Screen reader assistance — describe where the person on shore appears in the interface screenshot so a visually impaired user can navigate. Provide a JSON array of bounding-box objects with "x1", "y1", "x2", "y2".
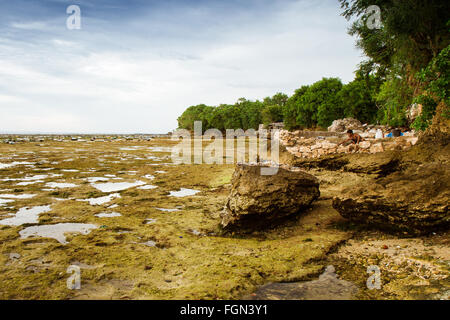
[{"x1": 338, "y1": 129, "x2": 363, "y2": 146}]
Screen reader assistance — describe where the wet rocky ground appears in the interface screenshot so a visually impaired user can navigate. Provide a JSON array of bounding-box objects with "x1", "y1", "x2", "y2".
[{"x1": 0, "y1": 138, "x2": 448, "y2": 299}]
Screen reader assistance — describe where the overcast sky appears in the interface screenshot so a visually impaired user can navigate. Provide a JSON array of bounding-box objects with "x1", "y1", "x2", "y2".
[{"x1": 0, "y1": 0, "x2": 363, "y2": 134}]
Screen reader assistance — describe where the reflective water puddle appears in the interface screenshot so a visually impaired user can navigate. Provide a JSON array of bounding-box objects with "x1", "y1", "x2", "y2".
[
  {"x1": 0, "y1": 199, "x2": 14, "y2": 206},
  {"x1": 45, "y1": 182, "x2": 78, "y2": 189},
  {"x1": 20, "y1": 174, "x2": 49, "y2": 181},
  {"x1": 0, "y1": 162, "x2": 34, "y2": 169},
  {"x1": 169, "y1": 188, "x2": 200, "y2": 197},
  {"x1": 86, "y1": 177, "x2": 110, "y2": 183},
  {"x1": 138, "y1": 185, "x2": 158, "y2": 190},
  {"x1": 247, "y1": 265, "x2": 358, "y2": 300},
  {"x1": 120, "y1": 146, "x2": 144, "y2": 151},
  {"x1": 155, "y1": 207, "x2": 180, "y2": 212},
  {"x1": 0, "y1": 205, "x2": 51, "y2": 226},
  {"x1": 19, "y1": 223, "x2": 98, "y2": 244},
  {"x1": 0, "y1": 194, "x2": 36, "y2": 199},
  {"x1": 17, "y1": 180, "x2": 44, "y2": 186},
  {"x1": 78, "y1": 193, "x2": 121, "y2": 206},
  {"x1": 95, "y1": 212, "x2": 121, "y2": 218},
  {"x1": 91, "y1": 181, "x2": 146, "y2": 193},
  {"x1": 148, "y1": 147, "x2": 172, "y2": 152},
  {"x1": 142, "y1": 240, "x2": 157, "y2": 247}
]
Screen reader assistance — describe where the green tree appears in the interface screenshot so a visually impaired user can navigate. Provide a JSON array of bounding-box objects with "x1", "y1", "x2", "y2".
[
  {"x1": 297, "y1": 78, "x2": 343, "y2": 128},
  {"x1": 261, "y1": 105, "x2": 284, "y2": 126},
  {"x1": 236, "y1": 98, "x2": 264, "y2": 130},
  {"x1": 283, "y1": 85, "x2": 309, "y2": 130},
  {"x1": 177, "y1": 104, "x2": 214, "y2": 131},
  {"x1": 339, "y1": 75, "x2": 379, "y2": 124},
  {"x1": 340, "y1": 0, "x2": 450, "y2": 127},
  {"x1": 340, "y1": 0, "x2": 450, "y2": 74},
  {"x1": 412, "y1": 44, "x2": 450, "y2": 130},
  {"x1": 261, "y1": 92, "x2": 288, "y2": 126},
  {"x1": 263, "y1": 93, "x2": 288, "y2": 108},
  {"x1": 375, "y1": 77, "x2": 411, "y2": 127}
]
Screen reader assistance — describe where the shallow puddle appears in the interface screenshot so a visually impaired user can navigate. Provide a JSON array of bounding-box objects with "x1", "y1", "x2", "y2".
[
  {"x1": 95, "y1": 212, "x2": 121, "y2": 218},
  {"x1": 247, "y1": 266, "x2": 358, "y2": 300},
  {"x1": 0, "y1": 194, "x2": 36, "y2": 199},
  {"x1": 138, "y1": 185, "x2": 157, "y2": 190},
  {"x1": 148, "y1": 147, "x2": 172, "y2": 152},
  {"x1": 0, "y1": 162, "x2": 34, "y2": 169},
  {"x1": 169, "y1": 188, "x2": 200, "y2": 197},
  {"x1": 142, "y1": 240, "x2": 157, "y2": 247},
  {"x1": 78, "y1": 193, "x2": 121, "y2": 206},
  {"x1": 91, "y1": 181, "x2": 146, "y2": 193},
  {"x1": 45, "y1": 182, "x2": 78, "y2": 189},
  {"x1": 0, "y1": 205, "x2": 52, "y2": 226},
  {"x1": 155, "y1": 207, "x2": 180, "y2": 212},
  {"x1": 0, "y1": 199, "x2": 14, "y2": 206},
  {"x1": 86, "y1": 177, "x2": 110, "y2": 183},
  {"x1": 20, "y1": 174, "x2": 49, "y2": 181},
  {"x1": 16, "y1": 180, "x2": 44, "y2": 186}
]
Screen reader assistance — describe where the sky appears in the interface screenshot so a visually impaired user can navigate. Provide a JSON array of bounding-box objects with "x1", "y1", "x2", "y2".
[{"x1": 0, "y1": 0, "x2": 364, "y2": 134}]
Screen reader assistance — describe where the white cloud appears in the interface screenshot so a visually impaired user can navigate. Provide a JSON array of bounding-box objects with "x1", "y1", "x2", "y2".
[
  {"x1": 0, "y1": 0, "x2": 362, "y2": 134},
  {"x1": 10, "y1": 21, "x2": 49, "y2": 30}
]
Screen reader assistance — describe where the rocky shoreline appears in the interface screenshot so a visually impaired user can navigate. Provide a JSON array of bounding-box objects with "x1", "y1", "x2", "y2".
[
  {"x1": 219, "y1": 119, "x2": 449, "y2": 299},
  {"x1": 0, "y1": 128, "x2": 447, "y2": 300}
]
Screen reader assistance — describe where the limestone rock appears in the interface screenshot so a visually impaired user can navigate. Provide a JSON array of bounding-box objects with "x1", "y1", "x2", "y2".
[
  {"x1": 359, "y1": 141, "x2": 371, "y2": 149},
  {"x1": 328, "y1": 118, "x2": 363, "y2": 133},
  {"x1": 370, "y1": 143, "x2": 384, "y2": 153},
  {"x1": 220, "y1": 164, "x2": 320, "y2": 231}
]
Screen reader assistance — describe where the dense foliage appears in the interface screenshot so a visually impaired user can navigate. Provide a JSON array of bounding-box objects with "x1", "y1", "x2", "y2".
[
  {"x1": 340, "y1": 0, "x2": 450, "y2": 129},
  {"x1": 411, "y1": 44, "x2": 450, "y2": 131},
  {"x1": 178, "y1": 76, "x2": 380, "y2": 132}
]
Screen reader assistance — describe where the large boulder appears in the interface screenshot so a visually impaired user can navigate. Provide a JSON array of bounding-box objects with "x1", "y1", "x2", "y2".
[
  {"x1": 332, "y1": 135, "x2": 450, "y2": 235},
  {"x1": 328, "y1": 118, "x2": 363, "y2": 133},
  {"x1": 220, "y1": 164, "x2": 320, "y2": 231}
]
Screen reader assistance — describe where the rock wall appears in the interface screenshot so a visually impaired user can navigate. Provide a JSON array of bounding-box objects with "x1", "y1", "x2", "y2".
[{"x1": 279, "y1": 129, "x2": 418, "y2": 159}]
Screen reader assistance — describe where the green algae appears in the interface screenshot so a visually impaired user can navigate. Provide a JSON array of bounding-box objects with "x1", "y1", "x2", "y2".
[{"x1": 0, "y1": 139, "x2": 350, "y2": 299}]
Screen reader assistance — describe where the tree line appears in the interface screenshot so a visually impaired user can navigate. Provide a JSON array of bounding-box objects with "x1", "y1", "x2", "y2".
[{"x1": 178, "y1": 1, "x2": 449, "y2": 132}]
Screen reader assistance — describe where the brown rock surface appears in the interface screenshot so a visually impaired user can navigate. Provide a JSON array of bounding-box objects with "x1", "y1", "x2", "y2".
[
  {"x1": 220, "y1": 164, "x2": 320, "y2": 231},
  {"x1": 332, "y1": 134, "x2": 450, "y2": 235}
]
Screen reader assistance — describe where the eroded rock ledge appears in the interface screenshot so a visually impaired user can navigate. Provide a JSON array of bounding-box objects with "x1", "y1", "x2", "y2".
[{"x1": 281, "y1": 132, "x2": 450, "y2": 236}]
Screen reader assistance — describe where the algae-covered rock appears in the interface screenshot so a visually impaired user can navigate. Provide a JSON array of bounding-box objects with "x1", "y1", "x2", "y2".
[{"x1": 220, "y1": 164, "x2": 320, "y2": 231}]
